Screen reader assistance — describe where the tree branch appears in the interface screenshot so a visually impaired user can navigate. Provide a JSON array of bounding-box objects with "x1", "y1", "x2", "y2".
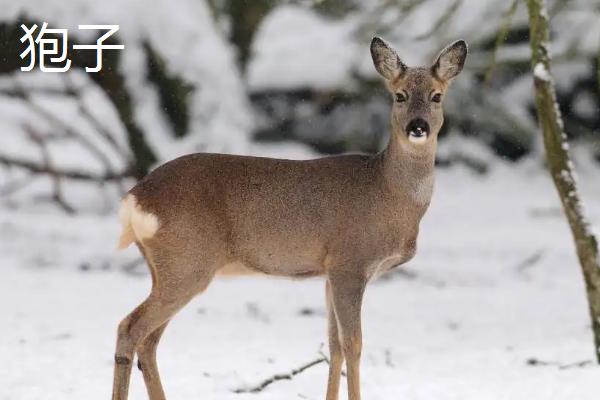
[
  {"x1": 25, "y1": 125, "x2": 75, "y2": 214},
  {"x1": 0, "y1": 153, "x2": 134, "y2": 181},
  {"x1": 1, "y1": 80, "x2": 134, "y2": 199},
  {"x1": 597, "y1": 36, "x2": 600, "y2": 94},
  {"x1": 413, "y1": 0, "x2": 462, "y2": 40},
  {"x1": 484, "y1": 0, "x2": 519, "y2": 86},
  {"x1": 10, "y1": 83, "x2": 117, "y2": 172},
  {"x1": 0, "y1": 173, "x2": 34, "y2": 196},
  {"x1": 63, "y1": 75, "x2": 131, "y2": 161}
]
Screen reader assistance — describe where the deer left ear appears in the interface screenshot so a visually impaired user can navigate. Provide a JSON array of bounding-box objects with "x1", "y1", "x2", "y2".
[
  {"x1": 432, "y1": 40, "x2": 468, "y2": 81},
  {"x1": 371, "y1": 37, "x2": 407, "y2": 81}
]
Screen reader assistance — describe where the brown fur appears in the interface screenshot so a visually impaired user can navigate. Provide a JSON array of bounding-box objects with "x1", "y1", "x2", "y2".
[{"x1": 111, "y1": 37, "x2": 467, "y2": 400}]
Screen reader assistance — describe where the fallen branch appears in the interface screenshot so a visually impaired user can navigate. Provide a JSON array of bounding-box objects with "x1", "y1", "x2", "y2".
[
  {"x1": 232, "y1": 356, "x2": 327, "y2": 394},
  {"x1": 526, "y1": 357, "x2": 593, "y2": 369}
]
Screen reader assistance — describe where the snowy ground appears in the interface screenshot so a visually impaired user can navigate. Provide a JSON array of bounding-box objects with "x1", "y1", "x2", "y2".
[{"x1": 1, "y1": 158, "x2": 600, "y2": 400}]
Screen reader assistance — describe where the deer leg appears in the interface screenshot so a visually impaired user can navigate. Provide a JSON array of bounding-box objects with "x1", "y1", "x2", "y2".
[
  {"x1": 328, "y1": 273, "x2": 366, "y2": 400},
  {"x1": 112, "y1": 293, "x2": 185, "y2": 400},
  {"x1": 137, "y1": 321, "x2": 170, "y2": 400},
  {"x1": 325, "y1": 280, "x2": 344, "y2": 400},
  {"x1": 112, "y1": 261, "x2": 216, "y2": 400}
]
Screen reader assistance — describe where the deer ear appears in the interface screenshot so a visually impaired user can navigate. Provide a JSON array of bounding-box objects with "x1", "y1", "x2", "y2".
[
  {"x1": 432, "y1": 40, "x2": 468, "y2": 81},
  {"x1": 370, "y1": 37, "x2": 406, "y2": 81}
]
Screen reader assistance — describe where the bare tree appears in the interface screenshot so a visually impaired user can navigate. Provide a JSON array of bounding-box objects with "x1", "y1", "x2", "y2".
[{"x1": 527, "y1": 0, "x2": 600, "y2": 363}]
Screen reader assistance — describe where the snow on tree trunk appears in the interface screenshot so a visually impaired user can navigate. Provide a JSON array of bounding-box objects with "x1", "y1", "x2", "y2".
[{"x1": 527, "y1": 0, "x2": 600, "y2": 363}]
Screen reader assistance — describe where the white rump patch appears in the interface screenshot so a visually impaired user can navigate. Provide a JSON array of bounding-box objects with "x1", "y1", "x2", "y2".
[{"x1": 120, "y1": 195, "x2": 160, "y2": 242}]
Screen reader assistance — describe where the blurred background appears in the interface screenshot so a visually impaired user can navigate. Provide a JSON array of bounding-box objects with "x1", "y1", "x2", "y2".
[{"x1": 1, "y1": 0, "x2": 600, "y2": 399}]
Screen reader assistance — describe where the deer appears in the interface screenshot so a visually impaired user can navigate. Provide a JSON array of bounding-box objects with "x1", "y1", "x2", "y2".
[{"x1": 112, "y1": 37, "x2": 467, "y2": 400}]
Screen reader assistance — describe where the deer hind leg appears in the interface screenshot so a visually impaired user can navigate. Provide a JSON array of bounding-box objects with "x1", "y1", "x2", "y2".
[
  {"x1": 325, "y1": 280, "x2": 344, "y2": 400},
  {"x1": 137, "y1": 321, "x2": 169, "y2": 400},
  {"x1": 327, "y1": 271, "x2": 366, "y2": 400},
  {"x1": 112, "y1": 293, "x2": 176, "y2": 400},
  {"x1": 111, "y1": 248, "x2": 218, "y2": 400}
]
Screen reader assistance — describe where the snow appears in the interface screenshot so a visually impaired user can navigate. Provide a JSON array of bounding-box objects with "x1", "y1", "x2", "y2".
[
  {"x1": 2, "y1": 159, "x2": 600, "y2": 400},
  {"x1": 246, "y1": 0, "x2": 572, "y2": 92},
  {"x1": 534, "y1": 63, "x2": 552, "y2": 82},
  {"x1": 572, "y1": 91, "x2": 598, "y2": 120},
  {"x1": 247, "y1": 5, "x2": 360, "y2": 91}
]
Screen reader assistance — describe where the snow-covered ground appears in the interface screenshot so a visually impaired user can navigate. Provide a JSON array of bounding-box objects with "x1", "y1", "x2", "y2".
[{"x1": 2, "y1": 156, "x2": 599, "y2": 400}]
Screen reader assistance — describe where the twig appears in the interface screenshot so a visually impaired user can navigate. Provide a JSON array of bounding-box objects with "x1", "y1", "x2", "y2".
[
  {"x1": 232, "y1": 356, "x2": 327, "y2": 393},
  {"x1": 484, "y1": 0, "x2": 519, "y2": 86},
  {"x1": 526, "y1": 357, "x2": 593, "y2": 369},
  {"x1": 0, "y1": 87, "x2": 73, "y2": 97},
  {"x1": 413, "y1": 0, "x2": 462, "y2": 41},
  {"x1": 597, "y1": 34, "x2": 600, "y2": 95},
  {"x1": 549, "y1": 0, "x2": 573, "y2": 17},
  {"x1": 63, "y1": 75, "x2": 131, "y2": 160},
  {"x1": 66, "y1": 80, "x2": 131, "y2": 195},
  {"x1": 515, "y1": 249, "x2": 545, "y2": 273},
  {"x1": 379, "y1": 268, "x2": 446, "y2": 288},
  {"x1": 122, "y1": 257, "x2": 148, "y2": 277},
  {"x1": 25, "y1": 125, "x2": 75, "y2": 214},
  {"x1": 15, "y1": 85, "x2": 112, "y2": 164},
  {"x1": 357, "y1": 0, "x2": 429, "y2": 41},
  {"x1": 0, "y1": 173, "x2": 35, "y2": 196},
  {"x1": 384, "y1": 348, "x2": 395, "y2": 368},
  {"x1": 317, "y1": 344, "x2": 329, "y2": 364}
]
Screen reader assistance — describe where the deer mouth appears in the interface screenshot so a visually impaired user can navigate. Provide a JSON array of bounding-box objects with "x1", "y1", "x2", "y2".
[{"x1": 406, "y1": 118, "x2": 429, "y2": 144}]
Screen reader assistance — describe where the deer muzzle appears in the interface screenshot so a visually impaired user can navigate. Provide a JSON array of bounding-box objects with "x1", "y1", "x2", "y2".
[{"x1": 406, "y1": 118, "x2": 430, "y2": 143}]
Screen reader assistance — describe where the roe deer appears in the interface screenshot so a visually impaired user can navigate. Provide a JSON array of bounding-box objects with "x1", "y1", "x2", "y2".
[{"x1": 113, "y1": 37, "x2": 467, "y2": 400}]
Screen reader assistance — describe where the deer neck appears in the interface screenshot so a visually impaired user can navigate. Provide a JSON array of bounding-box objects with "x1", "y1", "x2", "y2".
[{"x1": 378, "y1": 130, "x2": 436, "y2": 205}]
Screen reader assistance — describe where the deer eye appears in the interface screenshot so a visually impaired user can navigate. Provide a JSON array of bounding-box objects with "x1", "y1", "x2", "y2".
[
  {"x1": 395, "y1": 93, "x2": 407, "y2": 103},
  {"x1": 431, "y1": 93, "x2": 442, "y2": 103}
]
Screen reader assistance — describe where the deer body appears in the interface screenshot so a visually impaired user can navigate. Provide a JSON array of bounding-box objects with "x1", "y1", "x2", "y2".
[
  {"x1": 111, "y1": 38, "x2": 467, "y2": 400},
  {"x1": 122, "y1": 143, "x2": 433, "y2": 279}
]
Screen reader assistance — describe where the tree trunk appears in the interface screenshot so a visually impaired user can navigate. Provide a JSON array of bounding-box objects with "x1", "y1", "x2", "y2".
[{"x1": 527, "y1": 0, "x2": 600, "y2": 363}]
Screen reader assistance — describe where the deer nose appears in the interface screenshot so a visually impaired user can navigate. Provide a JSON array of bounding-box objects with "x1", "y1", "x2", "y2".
[{"x1": 406, "y1": 118, "x2": 430, "y2": 138}]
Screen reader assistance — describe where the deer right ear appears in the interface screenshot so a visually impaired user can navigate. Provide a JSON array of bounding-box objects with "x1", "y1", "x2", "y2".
[
  {"x1": 432, "y1": 40, "x2": 468, "y2": 81},
  {"x1": 370, "y1": 37, "x2": 406, "y2": 81}
]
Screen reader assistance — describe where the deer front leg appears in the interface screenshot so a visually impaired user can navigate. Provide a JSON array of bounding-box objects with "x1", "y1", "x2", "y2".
[
  {"x1": 328, "y1": 272, "x2": 366, "y2": 400},
  {"x1": 325, "y1": 280, "x2": 344, "y2": 400}
]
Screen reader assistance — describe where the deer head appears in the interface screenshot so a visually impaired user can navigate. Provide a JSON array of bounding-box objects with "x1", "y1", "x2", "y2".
[{"x1": 370, "y1": 37, "x2": 467, "y2": 149}]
